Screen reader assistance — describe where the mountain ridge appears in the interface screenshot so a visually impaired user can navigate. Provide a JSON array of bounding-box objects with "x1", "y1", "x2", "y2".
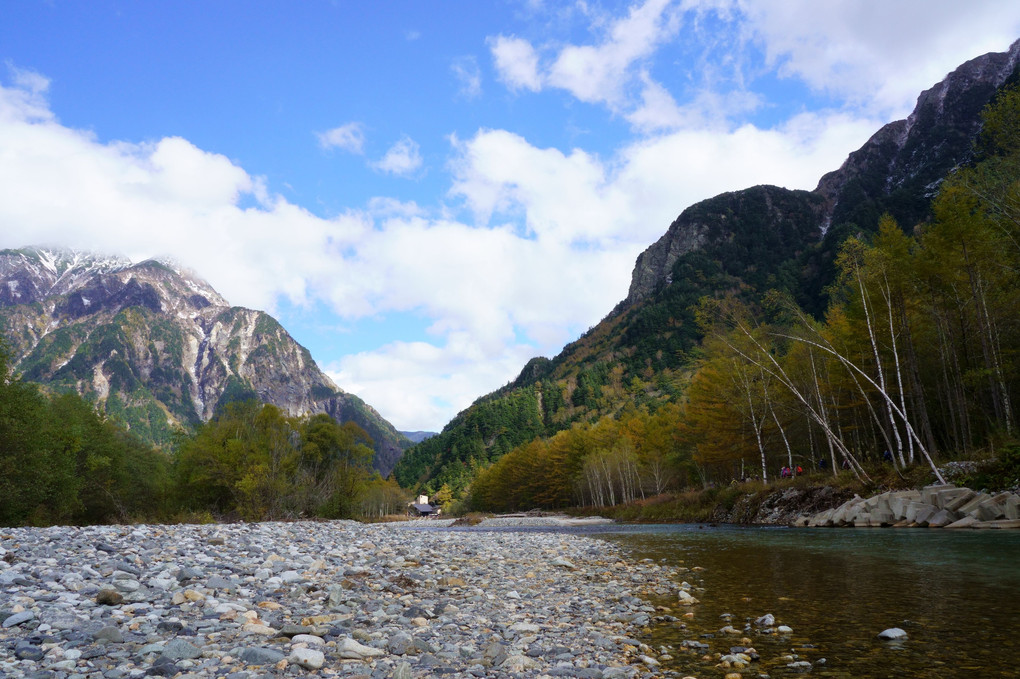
[{"x1": 0, "y1": 245, "x2": 411, "y2": 476}]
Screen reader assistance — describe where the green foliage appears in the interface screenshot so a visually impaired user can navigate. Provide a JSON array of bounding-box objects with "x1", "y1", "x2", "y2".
[
  {"x1": 0, "y1": 341, "x2": 171, "y2": 526},
  {"x1": 215, "y1": 376, "x2": 259, "y2": 416},
  {"x1": 174, "y1": 402, "x2": 375, "y2": 521},
  {"x1": 393, "y1": 385, "x2": 546, "y2": 495},
  {"x1": 960, "y1": 445, "x2": 1020, "y2": 492}
]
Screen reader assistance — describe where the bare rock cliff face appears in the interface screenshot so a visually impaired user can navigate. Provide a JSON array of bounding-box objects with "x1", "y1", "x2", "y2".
[
  {"x1": 0, "y1": 247, "x2": 408, "y2": 476},
  {"x1": 816, "y1": 39, "x2": 1020, "y2": 225},
  {"x1": 622, "y1": 40, "x2": 1020, "y2": 311}
]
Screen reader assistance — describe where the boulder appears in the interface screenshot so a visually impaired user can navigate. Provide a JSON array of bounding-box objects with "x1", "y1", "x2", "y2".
[
  {"x1": 926, "y1": 508, "x2": 959, "y2": 528},
  {"x1": 944, "y1": 515, "x2": 980, "y2": 529},
  {"x1": 958, "y1": 492, "x2": 993, "y2": 517},
  {"x1": 920, "y1": 484, "x2": 956, "y2": 505},
  {"x1": 974, "y1": 498, "x2": 1006, "y2": 522},
  {"x1": 913, "y1": 504, "x2": 937, "y2": 526},
  {"x1": 944, "y1": 489, "x2": 978, "y2": 512},
  {"x1": 1004, "y1": 494, "x2": 1020, "y2": 520}
]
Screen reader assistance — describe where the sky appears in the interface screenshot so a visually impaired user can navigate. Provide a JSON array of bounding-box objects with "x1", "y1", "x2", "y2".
[{"x1": 1, "y1": 1, "x2": 1019, "y2": 432}]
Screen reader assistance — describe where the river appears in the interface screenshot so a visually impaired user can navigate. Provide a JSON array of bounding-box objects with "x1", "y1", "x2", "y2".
[{"x1": 474, "y1": 523, "x2": 1020, "y2": 678}]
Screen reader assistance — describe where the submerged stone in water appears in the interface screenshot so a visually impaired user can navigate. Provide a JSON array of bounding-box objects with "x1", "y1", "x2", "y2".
[{"x1": 878, "y1": 627, "x2": 908, "y2": 640}]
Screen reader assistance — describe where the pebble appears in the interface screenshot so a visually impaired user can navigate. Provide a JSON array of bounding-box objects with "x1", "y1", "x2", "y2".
[
  {"x1": 0, "y1": 520, "x2": 682, "y2": 677},
  {"x1": 878, "y1": 627, "x2": 908, "y2": 640}
]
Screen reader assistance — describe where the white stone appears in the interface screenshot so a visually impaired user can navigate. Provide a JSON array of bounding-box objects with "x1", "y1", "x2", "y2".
[
  {"x1": 289, "y1": 647, "x2": 325, "y2": 670},
  {"x1": 291, "y1": 634, "x2": 325, "y2": 645},
  {"x1": 337, "y1": 637, "x2": 384, "y2": 659}
]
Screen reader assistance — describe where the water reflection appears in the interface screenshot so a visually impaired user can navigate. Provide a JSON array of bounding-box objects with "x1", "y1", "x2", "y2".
[{"x1": 593, "y1": 525, "x2": 1020, "y2": 678}]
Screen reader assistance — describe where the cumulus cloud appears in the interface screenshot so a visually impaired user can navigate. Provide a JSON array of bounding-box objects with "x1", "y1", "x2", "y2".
[
  {"x1": 316, "y1": 122, "x2": 365, "y2": 154},
  {"x1": 372, "y1": 136, "x2": 424, "y2": 176}
]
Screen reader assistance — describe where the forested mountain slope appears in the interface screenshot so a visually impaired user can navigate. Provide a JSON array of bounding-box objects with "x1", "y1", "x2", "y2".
[
  {"x1": 0, "y1": 247, "x2": 410, "y2": 475},
  {"x1": 394, "y1": 40, "x2": 1020, "y2": 497}
]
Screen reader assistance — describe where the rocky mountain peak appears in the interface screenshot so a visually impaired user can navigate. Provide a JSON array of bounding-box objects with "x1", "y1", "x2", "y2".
[
  {"x1": 623, "y1": 41, "x2": 1020, "y2": 311},
  {"x1": 0, "y1": 245, "x2": 409, "y2": 476}
]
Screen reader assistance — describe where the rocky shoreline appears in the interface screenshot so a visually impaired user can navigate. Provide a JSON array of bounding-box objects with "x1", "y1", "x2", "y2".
[{"x1": 0, "y1": 520, "x2": 684, "y2": 678}]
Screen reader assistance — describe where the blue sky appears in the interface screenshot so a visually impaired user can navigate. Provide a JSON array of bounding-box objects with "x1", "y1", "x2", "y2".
[{"x1": 2, "y1": 1, "x2": 1019, "y2": 431}]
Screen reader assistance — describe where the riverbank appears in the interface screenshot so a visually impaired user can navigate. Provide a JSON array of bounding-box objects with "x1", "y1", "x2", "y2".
[
  {"x1": 0, "y1": 520, "x2": 684, "y2": 678},
  {"x1": 570, "y1": 480, "x2": 860, "y2": 526},
  {"x1": 568, "y1": 454, "x2": 1020, "y2": 527}
]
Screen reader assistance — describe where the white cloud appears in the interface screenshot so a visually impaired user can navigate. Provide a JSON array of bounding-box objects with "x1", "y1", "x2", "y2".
[
  {"x1": 372, "y1": 136, "x2": 423, "y2": 176},
  {"x1": 451, "y1": 56, "x2": 482, "y2": 99},
  {"x1": 738, "y1": 0, "x2": 1020, "y2": 116},
  {"x1": 490, "y1": 35, "x2": 543, "y2": 92},
  {"x1": 547, "y1": 0, "x2": 678, "y2": 107},
  {"x1": 317, "y1": 122, "x2": 365, "y2": 154},
  {"x1": 490, "y1": 1, "x2": 1020, "y2": 131}
]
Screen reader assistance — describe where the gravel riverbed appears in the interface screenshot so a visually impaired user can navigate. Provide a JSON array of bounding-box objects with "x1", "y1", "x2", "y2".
[{"x1": 0, "y1": 520, "x2": 685, "y2": 679}]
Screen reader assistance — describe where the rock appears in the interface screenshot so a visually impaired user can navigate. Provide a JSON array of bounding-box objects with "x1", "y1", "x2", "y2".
[
  {"x1": 239, "y1": 646, "x2": 287, "y2": 665},
  {"x1": 483, "y1": 641, "x2": 508, "y2": 667},
  {"x1": 2, "y1": 611, "x2": 34, "y2": 627},
  {"x1": 291, "y1": 633, "x2": 324, "y2": 645},
  {"x1": 550, "y1": 557, "x2": 576, "y2": 569},
  {"x1": 946, "y1": 514, "x2": 981, "y2": 529},
  {"x1": 754, "y1": 613, "x2": 775, "y2": 627},
  {"x1": 509, "y1": 622, "x2": 541, "y2": 633},
  {"x1": 289, "y1": 647, "x2": 325, "y2": 669},
  {"x1": 337, "y1": 637, "x2": 385, "y2": 659},
  {"x1": 241, "y1": 622, "x2": 277, "y2": 635},
  {"x1": 92, "y1": 625, "x2": 125, "y2": 643},
  {"x1": 162, "y1": 638, "x2": 203, "y2": 660},
  {"x1": 206, "y1": 574, "x2": 235, "y2": 589},
  {"x1": 390, "y1": 662, "x2": 413, "y2": 679},
  {"x1": 677, "y1": 590, "x2": 699, "y2": 605},
  {"x1": 14, "y1": 643, "x2": 45, "y2": 661},
  {"x1": 501, "y1": 654, "x2": 539, "y2": 671},
  {"x1": 278, "y1": 623, "x2": 314, "y2": 637},
  {"x1": 878, "y1": 627, "x2": 908, "y2": 640},
  {"x1": 96, "y1": 588, "x2": 124, "y2": 606},
  {"x1": 777, "y1": 625, "x2": 793, "y2": 633},
  {"x1": 388, "y1": 631, "x2": 414, "y2": 655}
]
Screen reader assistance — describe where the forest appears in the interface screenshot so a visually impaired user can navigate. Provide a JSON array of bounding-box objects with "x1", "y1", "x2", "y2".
[{"x1": 0, "y1": 340, "x2": 408, "y2": 526}]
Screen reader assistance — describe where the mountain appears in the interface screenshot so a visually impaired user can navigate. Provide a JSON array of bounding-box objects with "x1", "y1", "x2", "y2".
[
  {"x1": 393, "y1": 40, "x2": 1020, "y2": 495},
  {"x1": 400, "y1": 431, "x2": 438, "y2": 444},
  {"x1": 0, "y1": 247, "x2": 410, "y2": 476}
]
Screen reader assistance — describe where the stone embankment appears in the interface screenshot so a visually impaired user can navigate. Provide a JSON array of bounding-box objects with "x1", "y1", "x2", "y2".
[
  {"x1": 0, "y1": 520, "x2": 684, "y2": 678},
  {"x1": 795, "y1": 485, "x2": 1020, "y2": 528}
]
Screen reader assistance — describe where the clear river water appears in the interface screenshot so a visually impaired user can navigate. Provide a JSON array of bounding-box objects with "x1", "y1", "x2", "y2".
[{"x1": 481, "y1": 524, "x2": 1020, "y2": 678}]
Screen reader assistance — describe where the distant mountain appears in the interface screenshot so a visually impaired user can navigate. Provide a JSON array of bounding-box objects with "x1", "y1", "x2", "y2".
[
  {"x1": 0, "y1": 247, "x2": 411, "y2": 476},
  {"x1": 400, "y1": 431, "x2": 437, "y2": 444},
  {"x1": 394, "y1": 40, "x2": 1020, "y2": 494}
]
